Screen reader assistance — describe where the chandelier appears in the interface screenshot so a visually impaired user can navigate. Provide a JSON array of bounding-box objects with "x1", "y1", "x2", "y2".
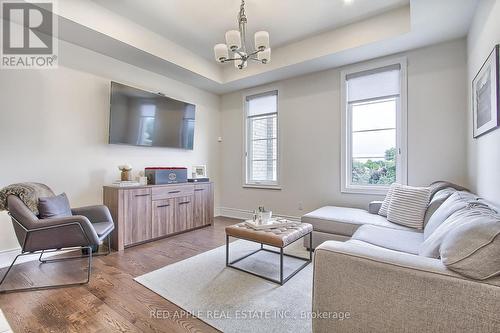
[{"x1": 213, "y1": 0, "x2": 271, "y2": 69}]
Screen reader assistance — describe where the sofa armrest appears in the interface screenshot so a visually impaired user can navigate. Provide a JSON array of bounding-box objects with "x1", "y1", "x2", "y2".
[
  {"x1": 368, "y1": 200, "x2": 383, "y2": 214},
  {"x1": 312, "y1": 240, "x2": 500, "y2": 333},
  {"x1": 72, "y1": 205, "x2": 113, "y2": 224}
]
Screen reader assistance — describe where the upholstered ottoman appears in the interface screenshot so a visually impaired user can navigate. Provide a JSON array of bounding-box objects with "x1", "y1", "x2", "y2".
[{"x1": 225, "y1": 222, "x2": 313, "y2": 285}]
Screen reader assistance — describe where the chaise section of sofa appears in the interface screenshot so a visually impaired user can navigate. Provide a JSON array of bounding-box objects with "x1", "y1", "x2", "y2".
[
  {"x1": 302, "y1": 205, "x2": 415, "y2": 248},
  {"x1": 312, "y1": 240, "x2": 500, "y2": 333}
]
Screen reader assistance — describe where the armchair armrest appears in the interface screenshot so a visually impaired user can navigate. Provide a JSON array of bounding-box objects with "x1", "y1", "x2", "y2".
[
  {"x1": 313, "y1": 240, "x2": 500, "y2": 333},
  {"x1": 368, "y1": 200, "x2": 383, "y2": 214},
  {"x1": 71, "y1": 205, "x2": 113, "y2": 224},
  {"x1": 20, "y1": 215, "x2": 100, "y2": 252}
]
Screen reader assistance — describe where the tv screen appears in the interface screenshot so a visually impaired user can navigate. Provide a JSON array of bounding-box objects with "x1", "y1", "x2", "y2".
[{"x1": 109, "y1": 82, "x2": 195, "y2": 149}]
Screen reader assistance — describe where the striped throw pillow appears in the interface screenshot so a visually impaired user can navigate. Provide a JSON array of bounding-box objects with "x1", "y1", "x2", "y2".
[
  {"x1": 378, "y1": 183, "x2": 398, "y2": 217},
  {"x1": 387, "y1": 185, "x2": 431, "y2": 229}
]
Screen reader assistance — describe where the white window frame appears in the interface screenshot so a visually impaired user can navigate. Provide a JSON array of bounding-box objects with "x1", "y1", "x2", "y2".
[
  {"x1": 340, "y1": 57, "x2": 408, "y2": 195},
  {"x1": 243, "y1": 89, "x2": 281, "y2": 189}
]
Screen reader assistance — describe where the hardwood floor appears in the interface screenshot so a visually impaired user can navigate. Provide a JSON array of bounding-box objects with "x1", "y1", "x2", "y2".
[{"x1": 0, "y1": 217, "x2": 239, "y2": 333}]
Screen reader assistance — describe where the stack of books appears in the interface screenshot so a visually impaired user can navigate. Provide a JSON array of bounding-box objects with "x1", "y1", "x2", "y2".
[
  {"x1": 244, "y1": 218, "x2": 292, "y2": 230},
  {"x1": 112, "y1": 180, "x2": 141, "y2": 187}
]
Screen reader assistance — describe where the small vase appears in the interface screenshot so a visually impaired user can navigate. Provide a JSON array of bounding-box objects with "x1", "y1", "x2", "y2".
[{"x1": 121, "y1": 170, "x2": 131, "y2": 181}]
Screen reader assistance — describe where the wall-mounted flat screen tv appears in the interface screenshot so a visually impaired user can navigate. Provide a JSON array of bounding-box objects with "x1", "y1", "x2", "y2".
[{"x1": 109, "y1": 82, "x2": 195, "y2": 150}]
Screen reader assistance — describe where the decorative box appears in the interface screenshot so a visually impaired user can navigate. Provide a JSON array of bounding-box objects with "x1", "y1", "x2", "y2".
[{"x1": 145, "y1": 167, "x2": 188, "y2": 185}]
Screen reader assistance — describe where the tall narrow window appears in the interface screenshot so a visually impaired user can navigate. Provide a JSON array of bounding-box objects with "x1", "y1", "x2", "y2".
[
  {"x1": 245, "y1": 91, "x2": 279, "y2": 186},
  {"x1": 342, "y1": 61, "x2": 407, "y2": 194}
]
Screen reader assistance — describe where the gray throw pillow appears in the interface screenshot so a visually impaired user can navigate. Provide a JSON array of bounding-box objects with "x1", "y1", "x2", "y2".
[
  {"x1": 38, "y1": 193, "x2": 72, "y2": 219},
  {"x1": 378, "y1": 183, "x2": 398, "y2": 217},
  {"x1": 419, "y1": 203, "x2": 495, "y2": 258},
  {"x1": 440, "y1": 213, "x2": 500, "y2": 280},
  {"x1": 386, "y1": 184, "x2": 431, "y2": 229},
  {"x1": 423, "y1": 191, "x2": 478, "y2": 239}
]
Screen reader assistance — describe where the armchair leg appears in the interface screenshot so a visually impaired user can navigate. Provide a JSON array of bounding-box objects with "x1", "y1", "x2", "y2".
[
  {"x1": 94, "y1": 234, "x2": 112, "y2": 257},
  {"x1": 0, "y1": 246, "x2": 92, "y2": 294}
]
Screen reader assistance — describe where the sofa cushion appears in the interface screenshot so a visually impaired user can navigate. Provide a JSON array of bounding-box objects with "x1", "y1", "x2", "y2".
[
  {"x1": 440, "y1": 213, "x2": 500, "y2": 280},
  {"x1": 386, "y1": 185, "x2": 431, "y2": 229},
  {"x1": 378, "y1": 183, "x2": 397, "y2": 217},
  {"x1": 428, "y1": 180, "x2": 469, "y2": 199},
  {"x1": 423, "y1": 188, "x2": 457, "y2": 227},
  {"x1": 352, "y1": 224, "x2": 424, "y2": 254},
  {"x1": 423, "y1": 191, "x2": 478, "y2": 239},
  {"x1": 419, "y1": 203, "x2": 495, "y2": 258},
  {"x1": 301, "y1": 206, "x2": 413, "y2": 237},
  {"x1": 38, "y1": 193, "x2": 72, "y2": 219}
]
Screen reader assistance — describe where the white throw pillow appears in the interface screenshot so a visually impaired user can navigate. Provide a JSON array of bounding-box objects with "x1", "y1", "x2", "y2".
[
  {"x1": 387, "y1": 185, "x2": 431, "y2": 229},
  {"x1": 378, "y1": 183, "x2": 398, "y2": 217}
]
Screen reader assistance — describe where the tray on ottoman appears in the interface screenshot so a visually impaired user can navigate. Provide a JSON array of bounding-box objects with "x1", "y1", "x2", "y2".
[{"x1": 225, "y1": 222, "x2": 313, "y2": 285}]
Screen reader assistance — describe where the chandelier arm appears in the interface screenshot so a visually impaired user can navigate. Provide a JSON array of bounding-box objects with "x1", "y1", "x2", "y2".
[
  {"x1": 234, "y1": 49, "x2": 245, "y2": 57},
  {"x1": 248, "y1": 49, "x2": 262, "y2": 57}
]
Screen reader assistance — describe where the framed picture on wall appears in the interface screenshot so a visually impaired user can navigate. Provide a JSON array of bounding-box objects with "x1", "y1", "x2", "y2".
[{"x1": 472, "y1": 44, "x2": 499, "y2": 138}]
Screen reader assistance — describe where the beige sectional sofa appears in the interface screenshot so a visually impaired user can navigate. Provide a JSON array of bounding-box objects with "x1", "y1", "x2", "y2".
[{"x1": 304, "y1": 183, "x2": 500, "y2": 332}]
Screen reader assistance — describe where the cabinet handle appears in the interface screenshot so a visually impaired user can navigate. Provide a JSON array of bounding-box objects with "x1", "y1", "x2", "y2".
[
  {"x1": 156, "y1": 204, "x2": 170, "y2": 208},
  {"x1": 194, "y1": 189, "x2": 204, "y2": 192},
  {"x1": 168, "y1": 190, "x2": 181, "y2": 194},
  {"x1": 135, "y1": 194, "x2": 150, "y2": 197},
  {"x1": 178, "y1": 201, "x2": 190, "y2": 205}
]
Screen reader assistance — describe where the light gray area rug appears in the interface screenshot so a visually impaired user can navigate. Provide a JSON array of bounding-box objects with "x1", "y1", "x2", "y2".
[{"x1": 135, "y1": 240, "x2": 313, "y2": 333}]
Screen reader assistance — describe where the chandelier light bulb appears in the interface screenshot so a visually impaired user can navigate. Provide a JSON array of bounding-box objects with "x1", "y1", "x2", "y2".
[
  {"x1": 214, "y1": 44, "x2": 229, "y2": 62},
  {"x1": 254, "y1": 31, "x2": 270, "y2": 51},
  {"x1": 225, "y1": 30, "x2": 242, "y2": 51},
  {"x1": 258, "y1": 48, "x2": 271, "y2": 64}
]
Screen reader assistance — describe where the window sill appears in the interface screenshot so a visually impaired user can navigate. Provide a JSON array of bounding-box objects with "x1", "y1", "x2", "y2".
[
  {"x1": 243, "y1": 184, "x2": 282, "y2": 190},
  {"x1": 341, "y1": 186, "x2": 389, "y2": 196}
]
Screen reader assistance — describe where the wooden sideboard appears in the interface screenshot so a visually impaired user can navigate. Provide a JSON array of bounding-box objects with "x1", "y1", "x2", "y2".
[{"x1": 103, "y1": 182, "x2": 214, "y2": 251}]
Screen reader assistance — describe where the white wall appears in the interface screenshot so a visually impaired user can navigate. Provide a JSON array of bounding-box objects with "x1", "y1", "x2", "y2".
[
  {"x1": 220, "y1": 39, "x2": 468, "y2": 218},
  {"x1": 0, "y1": 40, "x2": 221, "y2": 253},
  {"x1": 466, "y1": 0, "x2": 500, "y2": 203}
]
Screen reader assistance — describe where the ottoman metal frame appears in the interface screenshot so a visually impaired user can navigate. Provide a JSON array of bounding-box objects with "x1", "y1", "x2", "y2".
[{"x1": 226, "y1": 231, "x2": 312, "y2": 285}]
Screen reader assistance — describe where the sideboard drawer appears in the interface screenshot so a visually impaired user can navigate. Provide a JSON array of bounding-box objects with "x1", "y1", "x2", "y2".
[{"x1": 152, "y1": 185, "x2": 194, "y2": 200}]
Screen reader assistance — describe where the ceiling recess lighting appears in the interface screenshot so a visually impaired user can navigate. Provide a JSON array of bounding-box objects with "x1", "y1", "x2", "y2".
[{"x1": 213, "y1": 0, "x2": 270, "y2": 69}]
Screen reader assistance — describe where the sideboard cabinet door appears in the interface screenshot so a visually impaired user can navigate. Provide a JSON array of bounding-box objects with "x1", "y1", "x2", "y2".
[
  {"x1": 193, "y1": 183, "x2": 213, "y2": 227},
  {"x1": 123, "y1": 188, "x2": 152, "y2": 246},
  {"x1": 174, "y1": 195, "x2": 193, "y2": 233},
  {"x1": 152, "y1": 198, "x2": 175, "y2": 238}
]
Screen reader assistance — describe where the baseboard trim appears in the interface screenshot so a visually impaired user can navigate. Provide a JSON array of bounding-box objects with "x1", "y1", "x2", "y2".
[
  {"x1": 0, "y1": 247, "x2": 72, "y2": 268},
  {"x1": 217, "y1": 207, "x2": 301, "y2": 222},
  {"x1": 0, "y1": 247, "x2": 22, "y2": 268}
]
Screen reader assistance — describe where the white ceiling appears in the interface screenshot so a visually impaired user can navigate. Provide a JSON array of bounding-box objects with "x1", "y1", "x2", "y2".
[
  {"x1": 54, "y1": 0, "x2": 479, "y2": 94},
  {"x1": 91, "y1": 0, "x2": 409, "y2": 60}
]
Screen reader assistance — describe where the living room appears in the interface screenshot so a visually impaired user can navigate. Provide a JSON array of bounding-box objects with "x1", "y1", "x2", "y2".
[{"x1": 0, "y1": 0, "x2": 499, "y2": 332}]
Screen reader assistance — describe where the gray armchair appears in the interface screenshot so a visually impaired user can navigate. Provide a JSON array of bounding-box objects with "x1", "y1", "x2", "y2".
[{"x1": 0, "y1": 194, "x2": 114, "y2": 293}]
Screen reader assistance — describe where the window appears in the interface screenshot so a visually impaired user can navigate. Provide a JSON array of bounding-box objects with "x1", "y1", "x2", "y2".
[
  {"x1": 341, "y1": 60, "x2": 407, "y2": 194},
  {"x1": 245, "y1": 91, "x2": 279, "y2": 187}
]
